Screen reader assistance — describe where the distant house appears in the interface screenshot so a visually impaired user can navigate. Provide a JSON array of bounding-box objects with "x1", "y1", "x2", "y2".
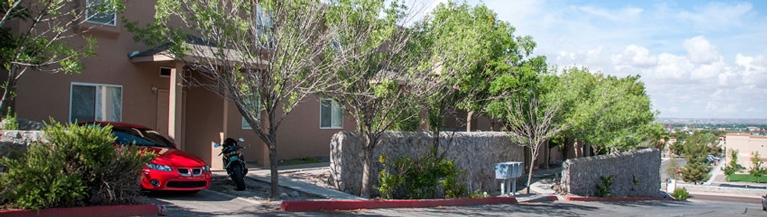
[{"x1": 725, "y1": 133, "x2": 767, "y2": 169}]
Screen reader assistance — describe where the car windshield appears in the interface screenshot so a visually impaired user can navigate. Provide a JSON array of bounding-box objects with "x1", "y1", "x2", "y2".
[{"x1": 113, "y1": 126, "x2": 176, "y2": 149}]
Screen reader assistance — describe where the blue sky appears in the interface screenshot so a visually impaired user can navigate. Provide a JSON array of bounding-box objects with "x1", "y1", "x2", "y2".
[{"x1": 415, "y1": 0, "x2": 767, "y2": 119}]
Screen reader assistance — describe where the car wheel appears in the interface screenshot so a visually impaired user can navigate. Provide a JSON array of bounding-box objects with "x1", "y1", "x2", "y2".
[{"x1": 232, "y1": 164, "x2": 246, "y2": 191}]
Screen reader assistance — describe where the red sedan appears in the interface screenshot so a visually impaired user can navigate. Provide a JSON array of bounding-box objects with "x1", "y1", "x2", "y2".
[{"x1": 80, "y1": 122, "x2": 211, "y2": 193}]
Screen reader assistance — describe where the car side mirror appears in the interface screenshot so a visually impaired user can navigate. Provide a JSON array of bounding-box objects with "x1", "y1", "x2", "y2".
[{"x1": 213, "y1": 143, "x2": 221, "y2": 148}]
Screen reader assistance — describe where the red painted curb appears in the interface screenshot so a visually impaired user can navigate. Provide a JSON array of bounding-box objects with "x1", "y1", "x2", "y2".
[
  {"x1": 0, "y1": 204, "x2": 162, "y2": 217},
  {"x1": 548, "y1": 195, "x2": 559, "y2": 201},
  {"x1": 281, "y1": 197, "x2": 519, "y2": 212},
  {"x1": 566, "y1": 196, "x2": 675, "y2": 202}
]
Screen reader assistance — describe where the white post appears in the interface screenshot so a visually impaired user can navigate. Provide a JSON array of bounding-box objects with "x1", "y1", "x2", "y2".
[
  {"x1": 512, "y1": 178, "x2": 517, "y2": 196},
  {"x1": 500, "y1": 179, "x2": 506, "y2": 196}
]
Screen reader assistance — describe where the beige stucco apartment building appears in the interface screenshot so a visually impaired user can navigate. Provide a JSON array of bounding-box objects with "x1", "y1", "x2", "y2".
[
  {"x1": 5, "y1": 1, "x2": 568, "y2": 171},
  {"x1": 725, "y1": 133, "x2": 767, "y2": 169},
  {"x1": 4, "y1": 1, "x2": 366, "y2": 169},
  {"x1": 4, "y1": 1, "x2": 507, "y2": 170}
]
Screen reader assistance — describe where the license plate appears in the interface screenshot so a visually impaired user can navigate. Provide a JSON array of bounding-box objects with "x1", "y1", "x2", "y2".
[{"x1": 229, "y1": 156, "x2": 239, "y2": 162}]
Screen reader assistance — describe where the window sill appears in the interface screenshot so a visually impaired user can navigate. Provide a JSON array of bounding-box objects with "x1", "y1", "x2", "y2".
[
  {"x1": 77, "y1": 21, "x2": 120, "y2": 38},
  {"x1": 320, "y1": 127, "x2": 343, "y2": 130}
]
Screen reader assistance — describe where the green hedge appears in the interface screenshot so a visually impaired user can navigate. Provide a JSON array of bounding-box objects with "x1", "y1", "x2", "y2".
[
  {"x1": 0, "y1": 121, "x2": 154, "y2": 210},
  {"x1": 378, "y1": 149, "x2": 469, "y2": 199}
]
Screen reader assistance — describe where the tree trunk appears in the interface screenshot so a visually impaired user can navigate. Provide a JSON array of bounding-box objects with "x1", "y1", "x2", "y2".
[
  {"x1": 0, "y1": 75, "x2": 18, "y2": 117},
  {"x1": 561, "y1": 137, "x2": 571, "y2": 161},
  {"x1": 526, "y1": 147, "x2": 538, "y2": 194},
  {"x1": 360, "y1": 145, "x2": 373, "y2": 198},
  {"x1": 466, "y1": 111, "x2": 474, "y2": 132},
  {"x1": 268, "y1": 133, "x2": 280, "y2": 198},
  {"x1": 544, "y1": 140, "x2": 550, "y2": 169},
  {"x1": 573, "y1": 139, "x2": 582, "y2": 158}
]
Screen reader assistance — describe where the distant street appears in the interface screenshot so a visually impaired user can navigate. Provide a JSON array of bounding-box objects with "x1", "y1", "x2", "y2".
[
  {"x1": 690, "y1": 193, "x2": 762, "y2": 204},
  {"x1": 660, "y1": 157, "x2": 687, "y2": 181}
]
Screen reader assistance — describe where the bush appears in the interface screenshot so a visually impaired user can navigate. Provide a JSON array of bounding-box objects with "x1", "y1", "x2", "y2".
[
  {"x1": 378, "y1": 150, "x2": 469, "y2": 199},
  {"x1": 671, "y1": 187, "x2": 689, "y2": 200},
  {"x1": 1, "y1": 111, "x2": 19, "y2": 130},
  {"x1": 594, "y1": 175, "x2": 613, "y2": 197},
  {"x1": 0, "y1": 121, "x2": 154, "y2": 210}
]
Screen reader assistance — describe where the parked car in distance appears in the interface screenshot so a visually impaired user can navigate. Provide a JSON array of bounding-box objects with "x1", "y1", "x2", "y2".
[{"x1": 79, "y1": 122, "x2": 211, "y2": 193}]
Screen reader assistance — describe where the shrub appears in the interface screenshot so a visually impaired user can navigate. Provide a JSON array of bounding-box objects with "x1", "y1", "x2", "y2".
[
  {"x1": 594, "y1": 175, "x2": 613, "y2": 197},
  {"x1": 0, "y1": 120, "x2": 154, "y2": 210},
  {"x1": 378, "y1": 150, "x2": 469, "y2": 199},
  {"x1": 1, "y1": 111, "x2": 19, "y2": 130},
  {"x1": 671, "y1": 187, "x2": 689, "y2": 201}
]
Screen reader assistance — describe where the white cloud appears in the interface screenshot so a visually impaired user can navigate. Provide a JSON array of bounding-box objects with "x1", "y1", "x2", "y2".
[
  {"x1": 654, "y1": 53, "x2": 693, "y2": 80},
  {"x1": 691, "y1": 59, "x2": 726, "y2": 80},
  {"x1": 683, "y1": 36, "x2": 721, "y2": 64},
  {"x1": 611, "y1": 45, "x2": 657, "y2": 68}
]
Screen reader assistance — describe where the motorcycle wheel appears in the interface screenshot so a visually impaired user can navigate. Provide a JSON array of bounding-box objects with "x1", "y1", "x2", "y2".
[{"x1": 232, "y1": 164, "x2": 246, "y2": 191}]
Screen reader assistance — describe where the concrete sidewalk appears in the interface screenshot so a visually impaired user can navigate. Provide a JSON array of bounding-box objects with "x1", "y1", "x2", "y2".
[
  {"x1": 212, "y1": 162, "x2": 365, "y2": 200},
  {"x1": 524, "y1": 167, "x2": 564, "y2": 201},
  {"x1": 216, "y1": 162, "x2": 561, "y2": 202}
]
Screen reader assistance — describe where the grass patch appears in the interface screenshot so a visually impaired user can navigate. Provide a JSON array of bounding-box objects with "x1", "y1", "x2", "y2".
[{"x1": 726, "y1": 174, "x2": 767, "y2": 183}]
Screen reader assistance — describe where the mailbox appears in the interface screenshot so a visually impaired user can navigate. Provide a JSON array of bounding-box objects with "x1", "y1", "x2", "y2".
[{"x1": 495, "y1": 161, "x2": 524, "y2": 179}]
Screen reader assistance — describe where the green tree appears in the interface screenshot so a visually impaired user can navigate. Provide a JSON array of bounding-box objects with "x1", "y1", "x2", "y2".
[
  {"x1": 498, "y1": 93, "x2": 563, "y2": 194},
  {"x1": 133, "y1": 0, "x2": 336, "y2": 198},
  {"x1": 546, "y1": 68, "x2": 659, "y2": 157},
  {"x1": 0, "y1": 0, "x2": 124, "y2": 116},
  {"x1": 321, "y1": 0, "x2": 436, "y2": 198},
  {"x1": 749, "y1": 152, "x2": 765, "y2": 183},
  {"x1": 418, "y1": 1, "x2": 527, "y2": 156},
  {"x1": 680, "y1": 132, "x2": 715, "y2": 184},
  {"x1": 666, "y1": 155, "x2": 681, "y2": 180},
  {"x1": 480, "y1": 46, "x2": 558, "y2": 194},
  {"x1": 669, "y1": 141, "x2": 685, "y2": 156},
  {"x1": 421, "y1": 2, "x2": 536, "y2": 132},
  {"x1": 585, "y1": 75, "x2": 658, "y2": 153},
  {"x1": 547, "y1": 67, "x2": 599, "y2": 158},
  {"x1": 723, "y1": 149, "x2": 741, "y2": 181}
]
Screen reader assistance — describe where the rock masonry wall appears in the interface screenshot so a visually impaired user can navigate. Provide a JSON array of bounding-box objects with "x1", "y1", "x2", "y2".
[
  {"x1": 560, "y1": 148, "x2": 661, "y2": 197},
  {"x1": 329, "y1": 131, "x2": 525, "y2": 196},
  {"x1": 0, "y1": 130, "x2": 45, "y2": 171}
]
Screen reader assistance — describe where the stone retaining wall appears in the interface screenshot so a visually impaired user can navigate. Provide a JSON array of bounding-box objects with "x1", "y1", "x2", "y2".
[
  {"x1": 561, "y1": 148, "x2": 661, "y2": 197},
  {"x1": 329, "y1": 131, "x2": 525, "y2": 196},
  {"x1": 0, "y1": 130, "x2": 45, "y2": 171}
]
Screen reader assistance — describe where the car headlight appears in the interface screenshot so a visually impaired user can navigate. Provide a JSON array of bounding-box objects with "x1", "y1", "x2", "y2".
[
  {"x1": 146, "y1": 163, "x2": 173, "y2": 172},
  {"x1": 202, "y1": 165, "x2": 210, "y2": 172}
]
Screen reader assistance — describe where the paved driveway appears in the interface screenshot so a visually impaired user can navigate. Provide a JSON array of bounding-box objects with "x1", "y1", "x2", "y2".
[{"x1": 143, "y1": 190, "x2": 765, "y2": 217}]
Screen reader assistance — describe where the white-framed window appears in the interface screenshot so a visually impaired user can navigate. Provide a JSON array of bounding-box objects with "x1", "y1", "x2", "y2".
[
  {"x1": 320, "y1": 98, "x2": 343, "y2": 129},
  {"x1": 241, "y1": 96, "x2": 260, "y2": 129},
  {"x1": 85, "y1": 0, "x2": 117, "y2": 26},
  {"x1": 70, "y1": 83, "x2": 122, "y2": 122}
]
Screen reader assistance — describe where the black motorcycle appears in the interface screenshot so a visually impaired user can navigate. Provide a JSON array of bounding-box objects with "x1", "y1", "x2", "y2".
[{"x1": 215, "y1": 138, "x2": 248, "y2": 191}]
